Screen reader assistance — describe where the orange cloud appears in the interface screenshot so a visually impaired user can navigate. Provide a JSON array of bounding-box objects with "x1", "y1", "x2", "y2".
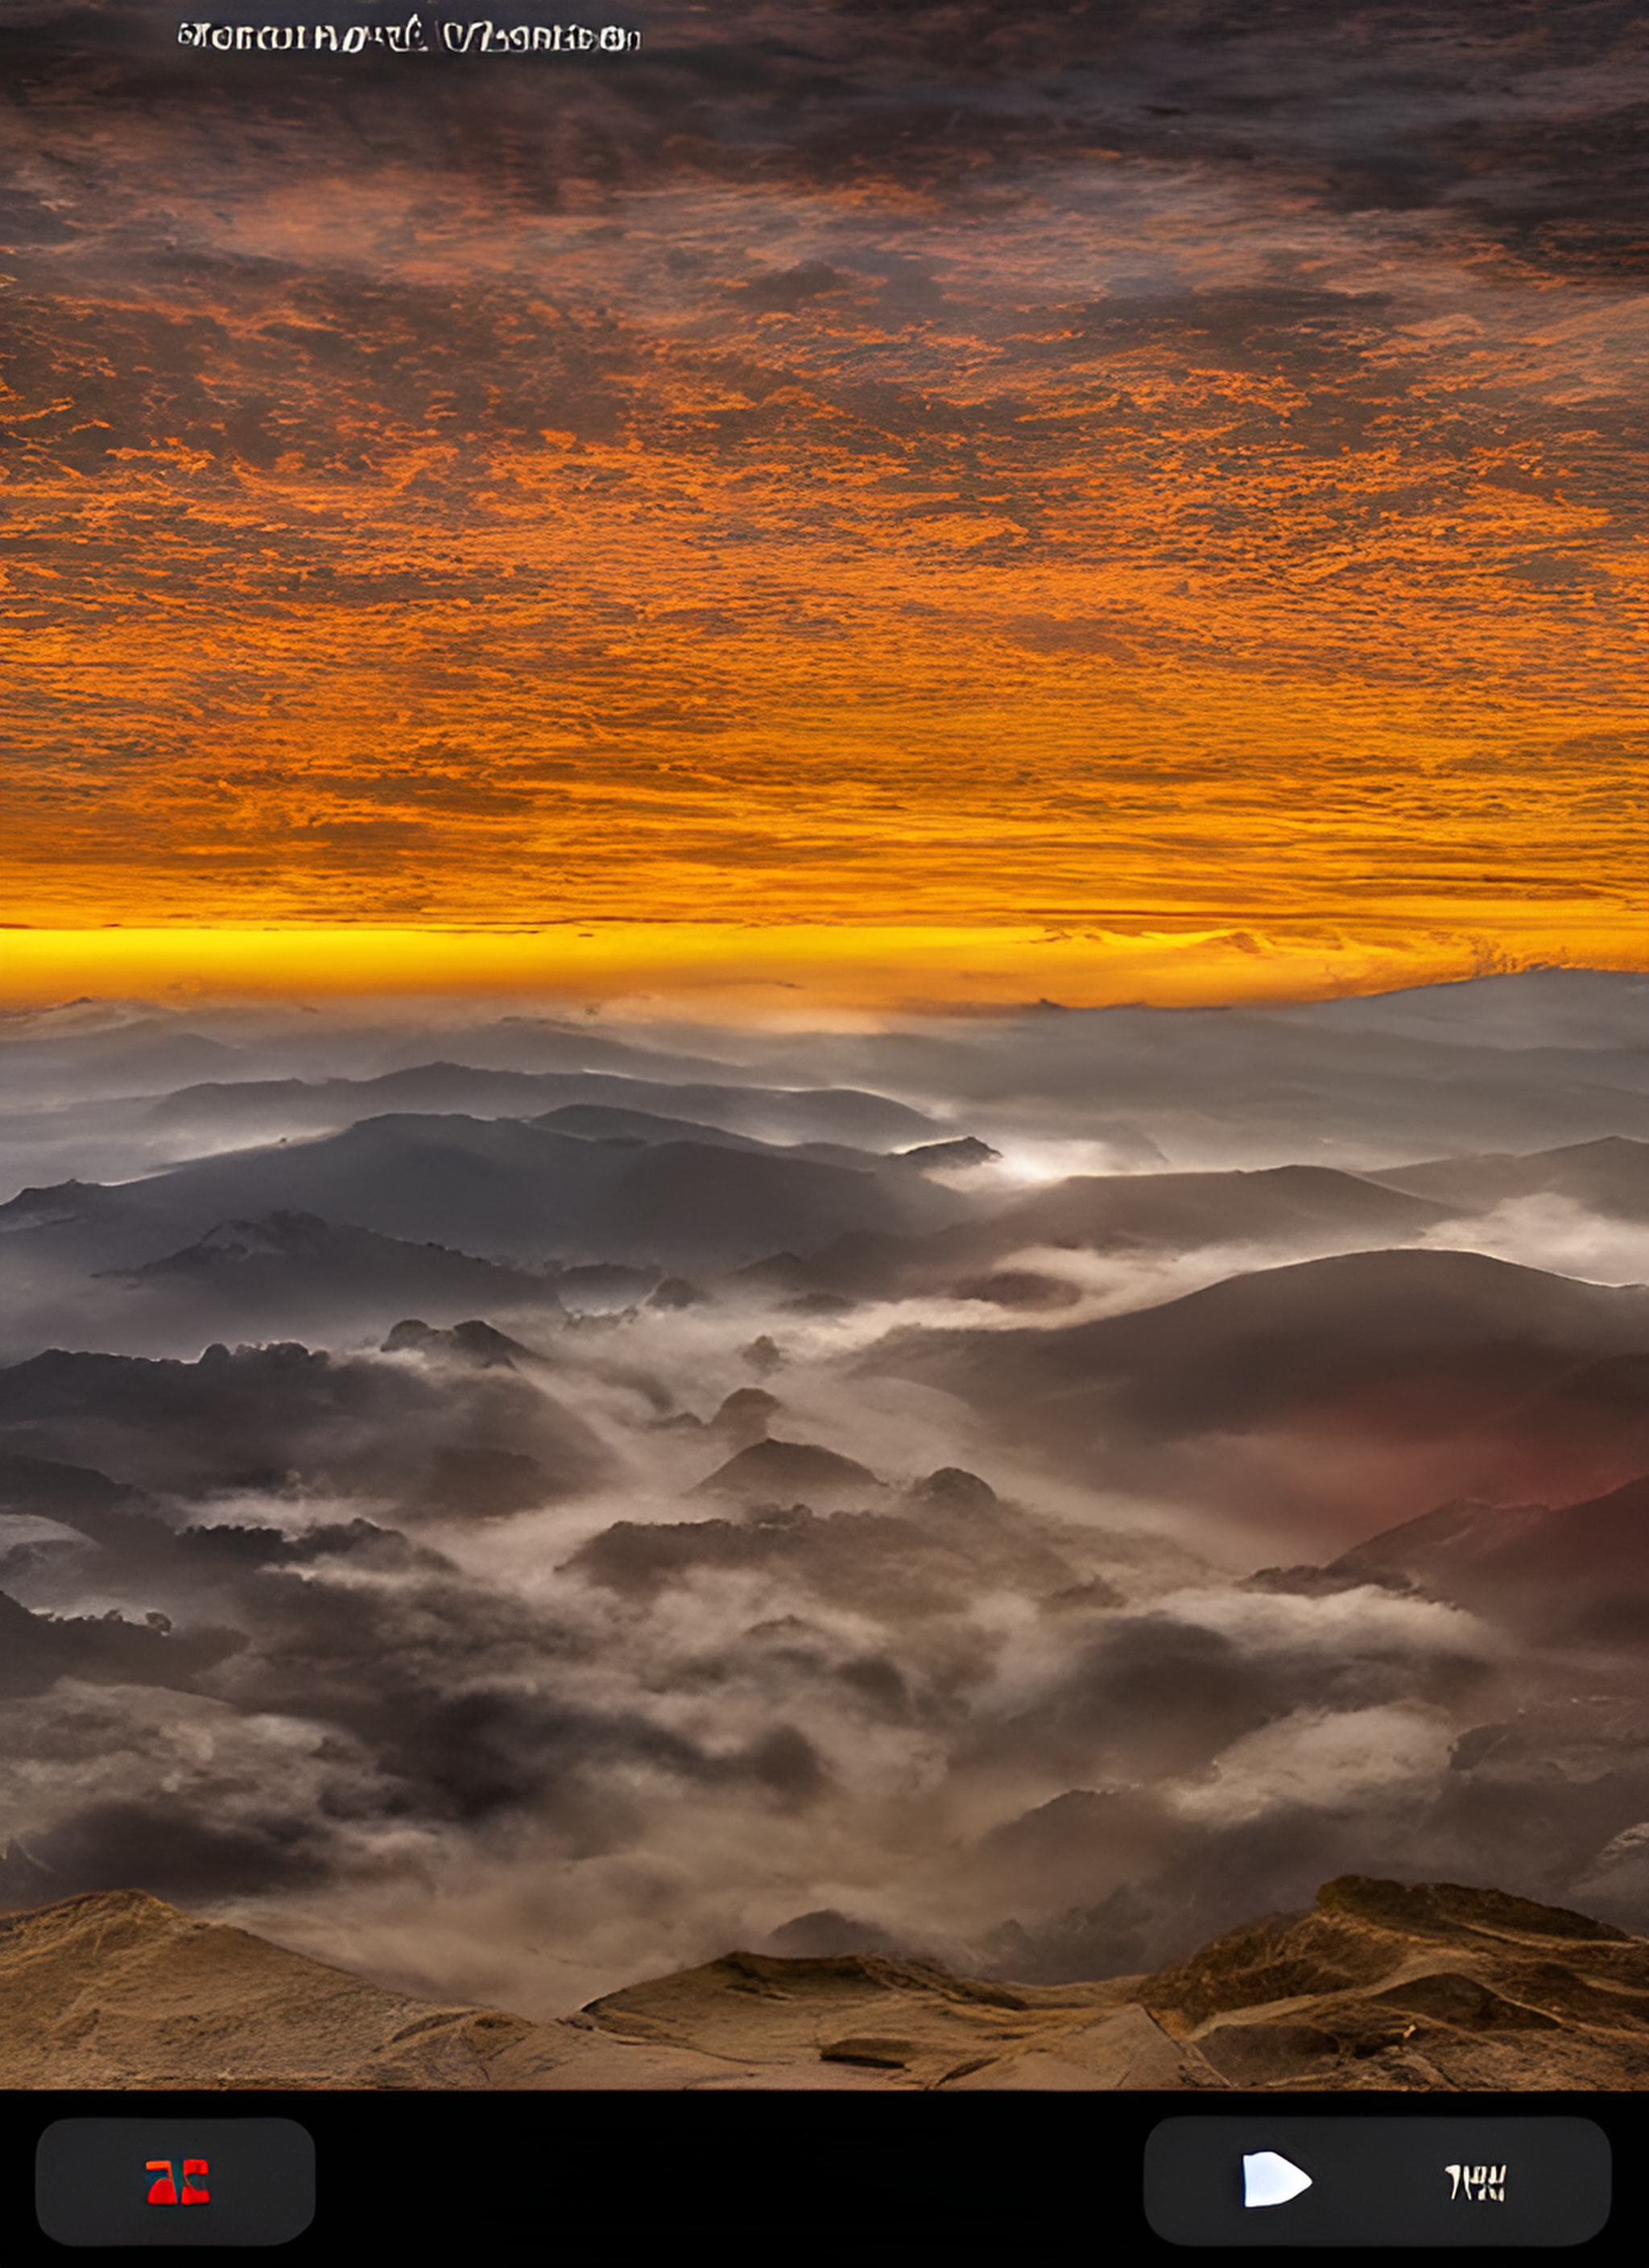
[{"x1": 4, "y1": 3, "x2": 1642, "y2": 1003}]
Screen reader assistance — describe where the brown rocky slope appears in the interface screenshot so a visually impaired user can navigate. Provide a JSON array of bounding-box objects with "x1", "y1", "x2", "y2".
[{"x1": 6, "y1": 1875, "x2": 1649, "y2": 2090}]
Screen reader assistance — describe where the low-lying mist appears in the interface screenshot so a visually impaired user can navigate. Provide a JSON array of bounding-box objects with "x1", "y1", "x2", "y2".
[{"x1": 2, "y1": 971, "x2": 1647, "y2": 2016}]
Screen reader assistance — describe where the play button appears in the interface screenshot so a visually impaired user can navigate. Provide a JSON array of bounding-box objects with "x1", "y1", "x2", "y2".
[
  {"x1": 1242, "y1": 2150, "x2": 1312, "y2": 2208},
  {"x1": 1144, "y1": 2117, "x2": 1610, "y2": 2245}
]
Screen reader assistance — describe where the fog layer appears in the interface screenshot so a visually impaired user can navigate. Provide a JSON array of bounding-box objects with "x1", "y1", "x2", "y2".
[{"x1": 2, "y1": 972, "x2": 1647, "y2": 2013}]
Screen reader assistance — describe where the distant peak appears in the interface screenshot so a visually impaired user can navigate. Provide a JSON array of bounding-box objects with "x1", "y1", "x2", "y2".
[{"x1": 0, "y1": 1885, "x2": 191, "y2": 1938}]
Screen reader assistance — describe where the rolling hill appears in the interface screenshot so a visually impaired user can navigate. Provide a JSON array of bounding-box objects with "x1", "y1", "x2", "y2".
[
  {"x1": 8, "y1": 1874, "x2": 1649, "y2": 2089},
  {"x1": 862, "y1": 1248, "x2": 1649, "y2": 1540}
]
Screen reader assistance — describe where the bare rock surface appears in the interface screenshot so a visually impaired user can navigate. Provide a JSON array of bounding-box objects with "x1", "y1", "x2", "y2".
[
  {"x1": 0, "y1": 1888, "x2": 539, "y2": 2090},
  {"x1": 1138, "y1": 1875, "x2": 1649, "y2": 2091},
  {"x1": 10, "y1": 1874, "x2": 1649, "y2": 2090},
  {"x1": 575, "y1": 1947, "x2": 1140, "y2": 2090}
]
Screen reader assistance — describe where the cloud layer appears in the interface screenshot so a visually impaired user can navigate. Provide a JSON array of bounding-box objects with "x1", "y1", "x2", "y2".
[{"x1": 4, "y1": 3, "x2": 1642, "y2": 975}]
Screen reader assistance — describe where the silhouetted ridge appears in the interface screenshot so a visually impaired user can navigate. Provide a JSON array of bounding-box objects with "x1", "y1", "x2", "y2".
[
  {"x1": 1370, "y1": 1136, "x2": 1649, "y2": 1222},
  {"x1": 693, "y1": 1439, "x2": 882, "y2": 1503},
  {"x1": 0, "y1": 1339, "x2": 608, "y2": 1506},
  {"x1": 1326, "y1": 1471, "x2": 1649, "y2": 1637}
]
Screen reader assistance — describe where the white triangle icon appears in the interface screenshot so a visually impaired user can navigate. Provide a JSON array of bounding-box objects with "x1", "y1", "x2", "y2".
[{"x1": 1243, "y1": 2150, "x2": 1313, "y2": 2208}]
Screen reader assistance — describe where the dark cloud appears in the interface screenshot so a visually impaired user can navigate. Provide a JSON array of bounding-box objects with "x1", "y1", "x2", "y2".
[
  {"x1": 730, "y1": 262, "x2": 849, "y2": 310},
  {"x1": 4, "y1": 1798, "x2": 333, "y2": 1906}
]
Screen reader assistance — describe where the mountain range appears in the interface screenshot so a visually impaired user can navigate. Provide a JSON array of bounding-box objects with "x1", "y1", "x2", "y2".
[
  {"x1": 1370, "y1": 1136, "x2": 1649, "y2": 1223},
  {"x1": 863, "y1": 1248, "x2": 1649, "y2": 1541},
  {"x1": 7, "y1": 1873, "x2": 1649, "y2": 2090},
  {"x1": 0, "y1": 1113, "x2": 968, "y2": 1276}
]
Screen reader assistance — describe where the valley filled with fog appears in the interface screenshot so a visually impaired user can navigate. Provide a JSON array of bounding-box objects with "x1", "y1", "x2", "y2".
[{"x1": 2, "y1": 968, "x2": 1648, "y2": 2017}]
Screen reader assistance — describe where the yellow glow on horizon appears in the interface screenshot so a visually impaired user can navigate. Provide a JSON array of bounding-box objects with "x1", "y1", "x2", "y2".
[{"x1": 2, "y1": 917, "x2": 1641, "y2": 1019}]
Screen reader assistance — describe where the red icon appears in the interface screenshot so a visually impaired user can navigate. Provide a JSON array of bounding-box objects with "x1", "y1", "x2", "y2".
[{"x1": 146, "y1": 2159, "x2": 210, "y2": 2206}]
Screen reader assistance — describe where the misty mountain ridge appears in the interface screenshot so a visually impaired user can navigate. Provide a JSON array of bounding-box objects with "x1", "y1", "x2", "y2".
[
  {"x1": 1271, "y1": 969, "x2": 1649, "y2": 1053},
  {"x1": 0, "y1": 1001, "x2": 767, "y2": 1109},
  {"x1": 119, "y1": 1211, "x2": 567, "y2": 1323},
  {"x1": 863, "y1": 1248, "x2": 1649, "y2": 1540},
  {"x1": 1297, "y1": 1473, "x2": 1649, "y2": 1645},
  {"x1": 6, "y1": 1130, "x2": 1641, "y2": 1372},
  {"x1": 0, "y1": 1114, "x2": 971, "y2": 1273},
  {"x1": 3, "y1": 967, "x2": 1645, "y2": 1198},
  {"x1": 143, "y1": 1065, "x2": 943, "y2": 1149},
  {"x1": 13, "y1": 1242, "x2": 1647, "y2": 1511},
  {"x1": 1369, "y1": 1136, "x2": 1649, "y2": 1223},
  {"x1": 0, "y1": 1338, "x2": 610, "y2": 1508},
  {"x1": 0, "y1": 1017, "x2": 247, "y2": 1105},
  {"x1": 780, "y1": 1161, "x2": 1464, "y2": 1302}
]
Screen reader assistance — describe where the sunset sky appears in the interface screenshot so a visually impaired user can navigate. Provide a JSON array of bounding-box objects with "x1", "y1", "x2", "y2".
[{"x1": 4, "y1": 0, "x2": 1643, "y2": 1009}]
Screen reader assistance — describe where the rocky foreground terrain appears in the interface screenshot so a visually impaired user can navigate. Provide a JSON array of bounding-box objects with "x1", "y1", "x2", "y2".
[{"x1": 7, "y1": 1874, "x2": 1649, "y2": 2091}]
